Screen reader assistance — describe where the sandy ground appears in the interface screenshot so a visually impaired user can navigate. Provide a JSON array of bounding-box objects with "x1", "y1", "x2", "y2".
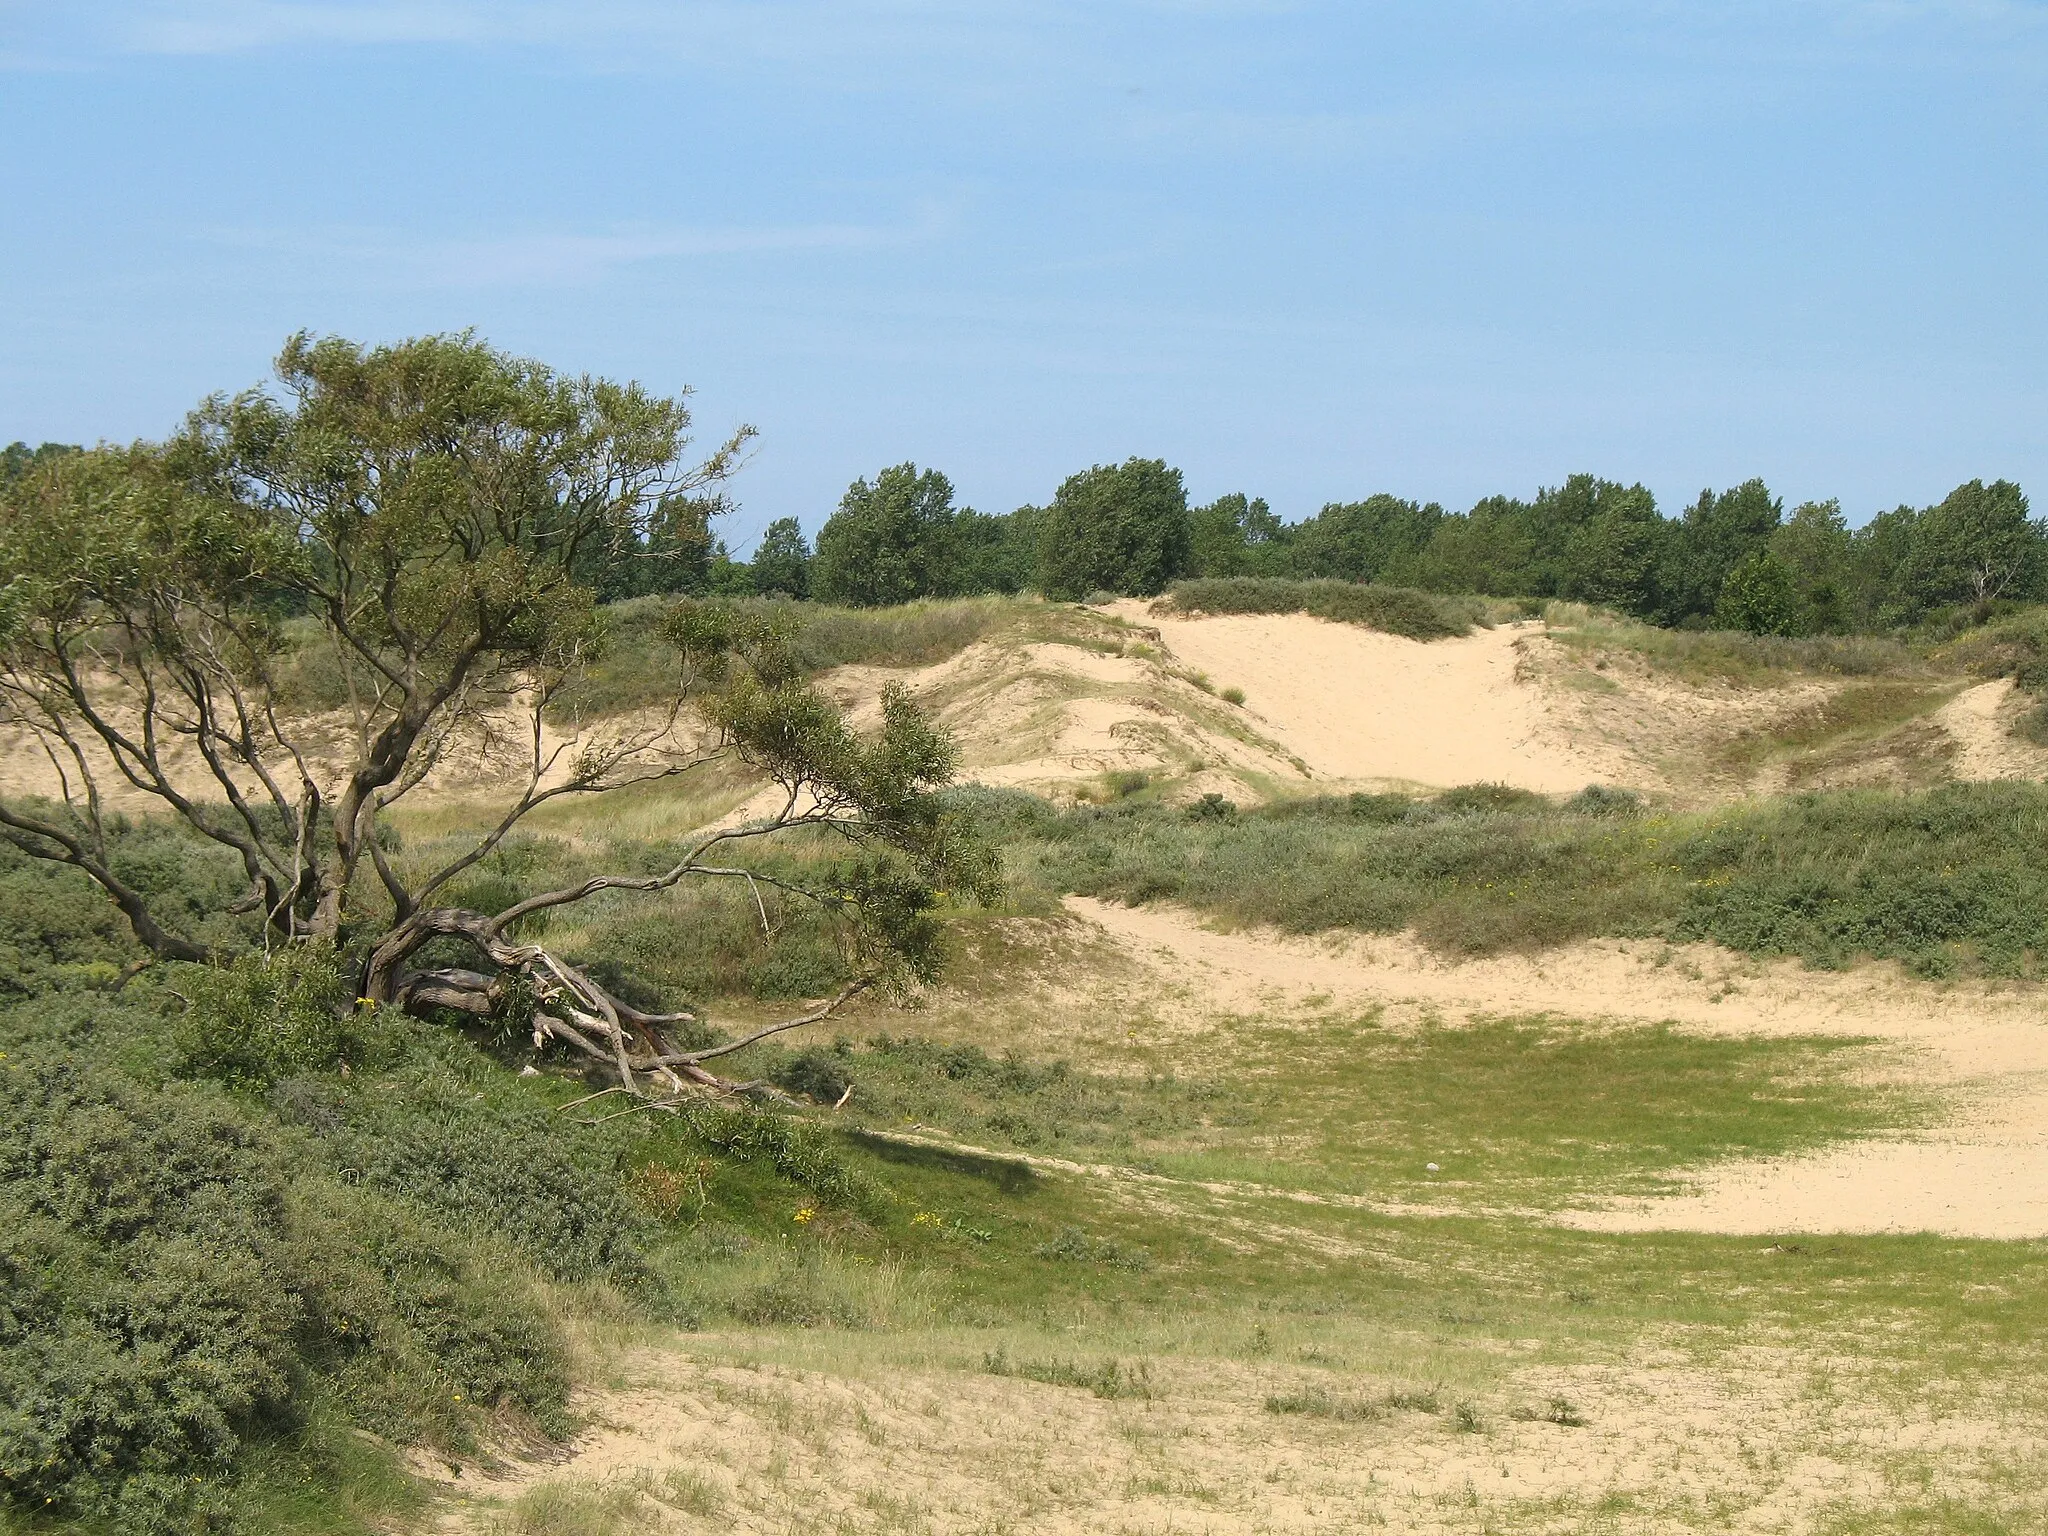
[
  {"x1": 1936, "y1": 675, "x2": 2048, "y2": 782},
  {"x1": 1111, "y1": 602, "x2": 1628, "y2": 792},
  {"x1": 14, "y1": 609, "x2": 2045, "y2": 820},
  {"x1": 431, "y1": 1342, "x2": 2030, "y2": 1536},
  {"x1": 1064, "y1": 897, "x2": 2048, "y2": 1240}
]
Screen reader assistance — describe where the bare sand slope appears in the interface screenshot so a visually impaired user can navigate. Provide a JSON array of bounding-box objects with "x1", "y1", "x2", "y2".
[
  {"x1": 1937, "y1": 675, "x2": 2048, "y2": 783},
  {"x1": 1066, "y1": 896, "x2": 2048, "y2": 1239},
  {"x1": 1111, "y1": 602, "x2": 1625, "y2": 791}
]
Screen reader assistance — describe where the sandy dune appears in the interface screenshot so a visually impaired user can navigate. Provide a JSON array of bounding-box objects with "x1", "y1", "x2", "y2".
[
  {"x1": 1114, "y1": 602, "x2": 1626, "y2": 791},
  {"x1": 1066, "y1": 896, "x2": 2048, "y2": 1240}
]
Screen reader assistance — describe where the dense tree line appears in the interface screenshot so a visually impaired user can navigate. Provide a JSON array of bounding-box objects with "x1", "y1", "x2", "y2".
[
  {"x1": 697, "y1": 458, "x2": 2036, "y2": 635},
  {"x1": 13, "y1": 433, "x2": 2036, "y2": 634}
]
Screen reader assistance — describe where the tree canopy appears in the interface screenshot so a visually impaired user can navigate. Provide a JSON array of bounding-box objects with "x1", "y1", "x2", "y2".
[
  {"x1": 1034, "y1": 457, "x2": 1191, "y2": 600},
  {"x1": 0, "y1": 333, "x2": 991, "y2": 1097}
]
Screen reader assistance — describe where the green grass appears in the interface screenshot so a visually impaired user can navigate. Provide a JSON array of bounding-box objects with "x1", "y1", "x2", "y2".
[
  {"x1": 1159, "y1": 576, "x2": 1488, "y2": 640},
  {"x1": 1542, "y1": 601, "x2": 1931, "y2": 683},
  {"x1": 1711, "y1": 680, "x2": 1960, "y2": 785},
  {"x1": 1004, "y1": 778, "x2": 2048, "y2": 977},
  {"x1": 719, "y1": 1008, "x2": 1921, "y2": 1212},
  {"x1": 541, "y1": 592, "x2": 1112, "y2": 721}
]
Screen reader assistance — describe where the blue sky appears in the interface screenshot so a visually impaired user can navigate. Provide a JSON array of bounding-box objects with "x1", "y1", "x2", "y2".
[{"x1": 3, "y1": 2, "x2": 2045, "y2": 551}]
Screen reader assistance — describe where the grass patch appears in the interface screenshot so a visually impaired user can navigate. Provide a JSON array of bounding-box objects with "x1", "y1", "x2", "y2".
[
  {"x1": 542, "y1": 592, "x2": 1104, "y2": 720},
  {"x1": 982, "y1": 1347, "x2": 1154, "y2": 1399},
  {"x1": 705, "y1": 1010, "x2": 1919, "y2": 1213},
  {"x1": 1158, "y1": 577, "x2": 1485, "y2": 640},
  {"x1": 1142, "y1": 1015, "x2": 1918, "y2": 1205},
  {"x1": 1543, "y1": 601, "x2": 1929, "y2": 683},
  {"x1": 1264, "y1": 1387, "x2": 1382, "y2": 1421},
  {"x1": 1714, "y1": 681, "x2": 1959, "y2": 782}
]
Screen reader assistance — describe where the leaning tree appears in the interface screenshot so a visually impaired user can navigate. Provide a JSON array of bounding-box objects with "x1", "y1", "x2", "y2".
[{"x1": 0, "y1": 332, "x2": 993, "y2": 1095}]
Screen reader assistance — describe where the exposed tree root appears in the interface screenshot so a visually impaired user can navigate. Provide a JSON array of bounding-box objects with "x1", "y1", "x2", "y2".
[{"x1": 371, "y1": 908, "x2": 868, "y2": 1099}]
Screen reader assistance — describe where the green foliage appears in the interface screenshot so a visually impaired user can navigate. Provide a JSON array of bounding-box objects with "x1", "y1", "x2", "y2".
[
  {"x1": 1714, "y1": 549, "x2": 1805, "y2": 635},
  {"x1": 1160, "y1": 577, "x2": 1479, "y2": 640},
  {"x1": 1893, "y1": 479, "x2": 2038, "y2": 613},
  {"x1": 172, "y1": 946, "x2": 376, "y2": 1086},
  {"x1": 679, "y1": 1102, "x2": 874, "y2": 1211},
  {"x1": 1010, "y1": 780, "x2": 2048, "y2": 974},
  {"x1": 1035, "y1": 458, "x2": 1192, "y2": 600},
  {"x1": 1668, "y1": 784, "x2": 2048, "y2": 974},
  {"x1": 0, "y1": 1019, "x2": 570, "y2": 1534},
  {"x1": 0, "y1": 330, "x2": 748, "y2": 961},
  {"x1": 813, "y1": 463, "x2": 959, "y2": 607},
  {"x1": 1187, "y1": 493, "x2": 1287, "y2": 578},
  {"x1": 771, "y1": 1046, "x2": 852, "y2": 1103},
  {"x1": 1663, "y1": 478, "x2": 1784, "y2": 622},
  {"x1": 1033, "y1": 1224, "x2": 1152, "y2": 1270},
  {"x1": 1160, "y1": 466, "x2": 2040, "y2": 635},
  {"x1": 748, "y1": 516, "x2": 812, "y2": 599},
  {"x1": 0, "y1": 834, "x2": 155, "y2": 998},
  {"x1": 1560, "y1": 483, "x2": 1667, "y2": 615},
  {"x1": 1284, "y1": 494, "x2": 1444, "y2": 585},
  {"x1": 282, "y1": 1075, "x2": 653, "y2": 1284}
]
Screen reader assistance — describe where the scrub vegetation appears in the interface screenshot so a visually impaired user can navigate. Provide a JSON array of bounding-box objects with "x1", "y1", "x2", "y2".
[
  {"x1": 996, "y1": 777, "x2": 2048, "y2": 978},
  {"x1": 7, "y1": 336, "x2": 2048, "y2": 1535}
]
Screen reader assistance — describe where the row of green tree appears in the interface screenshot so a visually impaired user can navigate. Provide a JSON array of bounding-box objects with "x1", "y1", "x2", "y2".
[{"x1": 9, "y1": 438, "x2": 2034, "y2": 634}]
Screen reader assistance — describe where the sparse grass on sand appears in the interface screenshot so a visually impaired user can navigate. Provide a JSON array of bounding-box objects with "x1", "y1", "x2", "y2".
[
  {"x1": 1158, "y1": 577, "x2": 1491, "y2": 641},
  {"x1": 542, "y1": 592, "x2": 1118, "y2": 721}
]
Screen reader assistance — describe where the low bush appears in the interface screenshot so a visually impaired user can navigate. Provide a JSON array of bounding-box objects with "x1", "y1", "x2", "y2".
[
  {"x1": 982, "y1": 1348, "x2": 1154, "y2": 1400},
  {"x1": 173, "y1": 945, "x2": 392, "y2": 1085},
  {"x1": 1159, "y1": 578, "x2": 1483, "y2": 641},
  {"x1": 0, "y1": 1020, "x2": 571, "y2": 1533},
  {"x1": 1265, "y1": 1388, "x2": 1381, "y2": 1422},
  {"x1": 1008, "y1": 779, "x2": 2048, "y2": 973}
]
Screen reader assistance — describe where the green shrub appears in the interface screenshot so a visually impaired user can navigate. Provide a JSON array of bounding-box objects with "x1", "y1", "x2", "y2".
[
  {"x1": 172, "y1": 945, "x2": 378, "y2": 1086},
  {"x1": 0, "y1": 1012, "x2": 576, "y2": 1532},
  {"x1": 1433, "y1": 782, "x2": 1547, "y2": 816},
  {"x1": 0, "y1": 818, "x2": 248, "y2": 1000},
  {"x1": 681, "y1": 1102, "x2": 875, "y2": 1211},
  {"x1": 1033, "y1": 1224, "x2": 1151, "y2": 1271},
  {"x1": 281, "y1": 1078, "x2": 651, "y2": 1285},
  {"x1": 772, "y1": 1046, "x2": 853, "y2": 1104},
  {"x1": 1562, "y1": 783, "x2": 1645, "y2": 817},
  {"x1": 1010, "y1": 780, "x2": 2048, "y2": 972},
  {"x1": 1160, "y1": 578, "x2": 1481, "y2": 640}
]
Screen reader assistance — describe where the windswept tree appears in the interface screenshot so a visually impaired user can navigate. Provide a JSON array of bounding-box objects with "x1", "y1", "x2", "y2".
[
  {"x1": 1035, "y1": 457, "x2": 1191, "y2": 600},
  {"x1": 812, "y1": 462, "x2": 958, "y2": 606},
  {"x1": 1908, "y1": 479, "x2": 2039, "y2": 610},
  {"x1": 0, "y1": 333, "x2": 992, "y2": 1096}
]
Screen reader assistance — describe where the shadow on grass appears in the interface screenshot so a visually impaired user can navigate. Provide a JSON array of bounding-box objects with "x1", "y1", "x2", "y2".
[{"x1": 843, "y1": 1128, "x2": 1042, "y2": 1194}]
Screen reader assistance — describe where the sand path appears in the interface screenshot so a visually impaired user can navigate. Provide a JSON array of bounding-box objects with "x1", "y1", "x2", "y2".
[
  {"x1": 1936, "y1": 675, "x2": 2048, "y2": 783},
  {"x1": 1109, "y1": 603, "x2": 1628, "y2": 792},
  {"x1": 1066, "y1": 896, "x2": 2048, "y2": 1240}
]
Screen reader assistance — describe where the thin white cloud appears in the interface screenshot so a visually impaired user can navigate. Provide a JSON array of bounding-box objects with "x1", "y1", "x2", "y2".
[
  {"x1": 206, "y1": 209, "x2": 949, "y2": 287},
  {"x1": 104, "y1": 0, "x2": 1048, "y2": 56}
]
